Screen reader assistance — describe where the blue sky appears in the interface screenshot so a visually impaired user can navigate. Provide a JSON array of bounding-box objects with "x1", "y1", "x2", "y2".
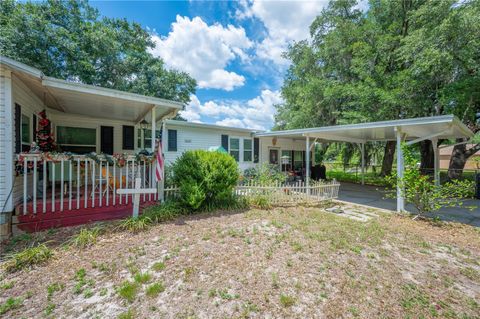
[{"x1": 90, "y1": 1, "x2": 336, "y2": 130}]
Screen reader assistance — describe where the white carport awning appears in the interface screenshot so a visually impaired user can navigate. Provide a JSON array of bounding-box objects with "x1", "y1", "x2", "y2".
[{"x1": 254, "y1": 115, "x2": 473, "y2": 142}]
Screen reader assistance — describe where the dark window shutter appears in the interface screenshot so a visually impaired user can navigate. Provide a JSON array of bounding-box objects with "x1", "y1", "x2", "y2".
[
  {"x1": 253, "y1": 138, "x2": 259, "y2": 163},
  {"x1": 15, "y1": 104, "x2": 21, "y2": 154},
  {"x1": 221, "y1": 134, "x2": 229, "y2": 151},
  {"x1": 168, "y1": 129, "x2": 177, "y2": 151},
  {"x1": 122, "y1": 125, "x2": 134, "y2": 150},
  {"x1": 32, "y1": 113, "x2": 37, "y2": 142}
]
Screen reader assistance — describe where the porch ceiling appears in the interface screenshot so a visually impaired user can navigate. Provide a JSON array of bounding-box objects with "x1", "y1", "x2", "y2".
[{"x1": 254, "y1": 115, "x2": 473, "y2": 143}]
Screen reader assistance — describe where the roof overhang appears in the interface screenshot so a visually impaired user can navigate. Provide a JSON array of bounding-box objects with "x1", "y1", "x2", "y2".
[
  {"x1": 165, "y1": 119, "x2": 260, "y2": 133},
  {"x1": 254, "y1": 115, "x2": 473, "y2": 143},
  {"x1": 1, "y1": 56, "x2": 183, "y2": 123}
]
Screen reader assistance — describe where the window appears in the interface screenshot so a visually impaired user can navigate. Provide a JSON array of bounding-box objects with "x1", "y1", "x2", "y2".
[
  {"x1": 137, "y1": 128, "x2": 161, "y2": 149},
  {"x1": 21, "y1": 114, "x2": 30, "y2": 148},
  {"x1": 123, "y1": 125, "x2": 134, "y2": 150},
  {"x1": 230, "y1": 138, "x2": 240, "y2": 161},
  {"x1": 57, "y1": 126, "x2": 96, "y2": 154},
  {"x1": 294, "y1": 151, "x2": 303, "y2": 170},
  {"x1": 243, "y1": 139, "x2": 252, "y2": 162},
  {"x1": 168, "y1": 129, "x2": 177, "y2": 151}
]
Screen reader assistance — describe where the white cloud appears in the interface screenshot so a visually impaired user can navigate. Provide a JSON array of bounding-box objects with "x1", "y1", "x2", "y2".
[
  {"x1": 150, "y1": 15, "x2": 252, "y2": 91},
  {"x1": 180, "y1": 90, "x2": 283, "y2": 130},
  {"x1": 238, "y1": 0, "x2": 329, "y2": 65}
]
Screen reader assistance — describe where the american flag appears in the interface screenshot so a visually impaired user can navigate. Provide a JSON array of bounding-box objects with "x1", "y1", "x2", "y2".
[{"x1": 155, "y1": 139, "x2": 164, "y2": 182}]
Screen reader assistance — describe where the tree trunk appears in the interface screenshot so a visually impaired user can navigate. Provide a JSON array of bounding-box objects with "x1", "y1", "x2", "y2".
[
  {"x1": 380, "y1": 141, "x2": 396, "y2": 177},
  {"x1": 419, "y1": 140, "x2": 434, "y2": 176},
  {"x1": 448, "y1": 141, "x2": 480, "y2": 180}
]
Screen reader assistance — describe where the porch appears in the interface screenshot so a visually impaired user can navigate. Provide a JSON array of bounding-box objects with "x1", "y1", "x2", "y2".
[{"x1": 13, "y1": 153, "x2": 180, "y2": 232}]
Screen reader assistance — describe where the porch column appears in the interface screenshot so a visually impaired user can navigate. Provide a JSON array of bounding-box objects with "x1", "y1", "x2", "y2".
[
  {"x1": 151, "y1": 106, "x2": 156, "y2": 153},
  {"x1": 158, "y1": 120, "x2": 166, "y2": 202},
  {"x1": 432, "y1": 138, "x2": 440, "y2": 187},
  {"x1": 395, "y1": 127, "x2": 405, "y2": 212},
  {"x1": 305, "y1": 136, "x2": 310, "y2": 193},
  {"x1": 360, "y1": 143, "x2": 365, "y2": 185}
]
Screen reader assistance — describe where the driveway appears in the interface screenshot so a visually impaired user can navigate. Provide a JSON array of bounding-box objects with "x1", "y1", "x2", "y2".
[{"x1": 337, "y1": 182, "x2": 480, "y2": 227}]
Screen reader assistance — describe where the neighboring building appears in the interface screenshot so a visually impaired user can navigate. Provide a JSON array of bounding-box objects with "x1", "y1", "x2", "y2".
[{"x1": 439, "y1": 144, "x2": 480, "y2": 170}]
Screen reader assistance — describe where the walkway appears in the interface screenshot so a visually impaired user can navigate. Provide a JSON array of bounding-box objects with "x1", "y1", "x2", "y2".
[{"x1": 337, "y1": 182, "x2": 480, "y2": 227}]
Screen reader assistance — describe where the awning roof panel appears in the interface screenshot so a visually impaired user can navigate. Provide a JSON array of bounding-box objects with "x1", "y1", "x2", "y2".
[{"x1": 254, "y1": 115, "x2": 473, "y2": 142}]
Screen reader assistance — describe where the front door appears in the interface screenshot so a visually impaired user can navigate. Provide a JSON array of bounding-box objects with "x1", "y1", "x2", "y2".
[
  {"x1": 100, "y1": 126, "x2": 114, "y2": 155},
  {"x1": 269, "y1": 149, "x2": 279, "y2": 165}
]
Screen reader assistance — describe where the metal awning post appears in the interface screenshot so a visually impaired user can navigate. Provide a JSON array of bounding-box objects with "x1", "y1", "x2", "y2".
[
  {"x1": 395, "y1": 127, "x2": 405, "y2": 212},
  {"x1": 360, "y1": 143, "x2": 365, "y2": 185},
  {"x1": 306, "y1": 135, "x2": 310, "y2": 195},
  {"x1": 432, "y1": 138, "x2": 440, "y2": 187}
]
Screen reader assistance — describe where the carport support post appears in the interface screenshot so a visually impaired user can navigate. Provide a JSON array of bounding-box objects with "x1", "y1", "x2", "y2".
[
  {"x1": 360, "y1": 143, "x2": 365, "y2": 185},
  {"x1": 395, "y1": 127, "x2": 405, "y2": 212},
  {"x1": 305, "y1": 135, "x2": 310, "y2": 195},
  {"x1": 432, "y1": 138, "x2": 440, "y2": 187}
]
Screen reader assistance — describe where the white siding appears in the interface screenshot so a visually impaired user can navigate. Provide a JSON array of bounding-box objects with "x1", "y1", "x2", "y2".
[
  {"x1": 0, "y1": 68, "x2": 13, "y2": 213},
  {"x1": 164, "y1": 123, "x2": 256, "y2": 171},
  {"x1": 11, "y1": 74, "x2": 47, "y2": 207}
]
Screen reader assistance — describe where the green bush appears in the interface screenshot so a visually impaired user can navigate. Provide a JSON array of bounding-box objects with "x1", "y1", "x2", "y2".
[
  {"x1": 142, "y1": 201, "x2": 187, "y2": 222},
  {"x1": 172, "y1": 150, "x2": 240, "y2": 210}
]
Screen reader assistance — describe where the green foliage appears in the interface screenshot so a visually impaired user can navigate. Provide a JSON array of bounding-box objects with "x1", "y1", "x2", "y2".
[
  {"x1": 242, "y1": 163, "x2": 286, "y2": 185},
  {"x1": 117, "y1": 215, "x2": 152, "y2": 233},
  {"x1": 0, "y1": 0, "x2": 195, "y2": 103},
  {"x1": 142, "y1": 201, "x2": 186, "y2": 223},
  {"x1": 247, "y1": 195, "x2": 272, "y2": 210},
  {"x1": 118, "y1": 308, "x2": 135, "y2": 319},
  {"x1": 133, "y1": 272, "x2": 151, "y2": 284},
  {"x1": 117, "y1": 281, "x2": 139, "y2": 303},
  {"x1": 0, "y1": 297, "x2": 23, "y2": 315},
  {"x1": 279, "y1": 294, "x2": 296, "y2": 307},
  {"x1": 386, "y1": 145, "x2": 474, "y2": 217},
  {"x1": 145, "y1": 282, "x2": 165, "y2": 297},
  {"x1": 70, "y1": 227, "x2": 102, "y2": 248},
  {"x1": 4, "y1": 244, "x2": 53, "y2": 272},
  {"x1": 151, "y1": 261, "x2": 166, "y2": 272},
  {"x1": 172, "y1": 150, "x2": 240, "y2": 210}
]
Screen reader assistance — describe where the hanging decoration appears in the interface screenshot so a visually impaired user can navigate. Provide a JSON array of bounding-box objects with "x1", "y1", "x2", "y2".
[{"x1": 36, "y1": 110, "x2": 57, "y2": 152}]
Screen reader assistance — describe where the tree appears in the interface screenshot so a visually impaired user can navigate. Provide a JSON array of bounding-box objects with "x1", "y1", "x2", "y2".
[
  {"x1": 278, "y1": 0, "x2": 480, "y2": 179},
  {"x1": 0, "y1": 0, "x2": 196, "y2": 103}
]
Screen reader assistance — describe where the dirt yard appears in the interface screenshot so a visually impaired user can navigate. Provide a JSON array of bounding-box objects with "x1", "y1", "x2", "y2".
[{"x1": 1, "y1": 202, "x2": 479, "y2": 318}]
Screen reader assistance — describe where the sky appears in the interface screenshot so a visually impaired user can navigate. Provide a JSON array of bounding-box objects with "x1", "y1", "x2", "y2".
[{"x1": 90, "y1": 0, "x2": 341, "y2": 130}]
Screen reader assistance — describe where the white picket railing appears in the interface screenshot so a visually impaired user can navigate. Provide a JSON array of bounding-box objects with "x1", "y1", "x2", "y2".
[
  {"x1": 17, "y1": 153, "x2": 160, "y2": 215},
  {"x1": 234, "y1": 180, "x2": 340, "y2": 205}
]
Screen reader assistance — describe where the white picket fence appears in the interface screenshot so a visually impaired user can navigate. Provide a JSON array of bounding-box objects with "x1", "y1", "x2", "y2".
[
  {"x1": 17, "y1": 153, "x2": 161, "y2": 215},
  {"x1": 234, "y1": 180, "x2": 340, "y2": 205}
]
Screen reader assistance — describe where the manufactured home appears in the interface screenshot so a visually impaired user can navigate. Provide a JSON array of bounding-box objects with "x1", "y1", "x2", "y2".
[{"x1": 0, "y1": 57, "x2": 473, "y2": 237}]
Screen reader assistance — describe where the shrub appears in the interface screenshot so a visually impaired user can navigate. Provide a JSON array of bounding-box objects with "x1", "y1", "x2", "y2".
[
  {"x1": 172, "y1": 150, "x2": 239, "y2": 210},
  {"x1": 4, "y1": 244, "x2": 53, "y2": 272},
  {"x1": 386, "y1": 145, "x2": 475, "y2": 218},
  {"x1": 243, "y1": 163, "x2": 285, "y2": 185}
]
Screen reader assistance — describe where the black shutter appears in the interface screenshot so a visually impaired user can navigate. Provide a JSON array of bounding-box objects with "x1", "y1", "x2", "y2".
[
  {"x1": 253, "y1": 138, "x2": 259, "y2": 163},
  {"x1": 168, "y1": 129, "x2": 177, "y2": 151},
  {"x1": 32, "y1": 113, "x2": 37, "y2": 142},
  {"x1": 101, "y1": 126, "x2": 114, "y2": 154},
  {"x1": 302, "y1": 151, "x2": 306, "y2": 168},
  {"x1": 122, "y1": 125, "x2": 134, "y2": 150},
  {"x1": 15, "y1": 104, "x2": 21, "y2": 154},
  {"x1": 221, "y1": 134, "x2": 229, "y2": 151}
]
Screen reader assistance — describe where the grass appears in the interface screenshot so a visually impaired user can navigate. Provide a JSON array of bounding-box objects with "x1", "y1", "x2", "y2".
[
  {"x1": 0, "y1": 281, "x2": 14, "y2": 291},
  {"x1": 0, "y1": 297, "x2": 23, "y2": 315},
  {"x1": 69, "y1": 227, "x2": 102, "y2": 248},
  {"x1": 47, "y1": 282, "x2": 64, "y2": 301},
  {"x1": 151, "y1": 261, "x2": 166, "y2": 272},
  {"x1": 3, "y1": 244, "x2": 53, "y2": 272},
  {"x1": 133, "y1": 272, "x2": 152, "y2": 284},
  {"x1": 279, "y1": 294, "x2": 296, "y2": 307},
  {"x1": 117, "y1": 281, "x2": 139, "y2": 303},
  {"x1": 145, "y1": 282, "x2": 165, "y2": 297},
  {"x1": 118, "y1": 308, "x2": 135, "y2": 319},
  {"x1": 117, "y1": 216, "x2": 152, "y2": 233}
]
